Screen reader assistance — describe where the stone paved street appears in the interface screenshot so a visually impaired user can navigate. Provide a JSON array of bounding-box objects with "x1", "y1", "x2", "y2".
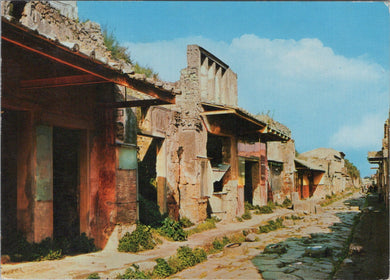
[
  {"x1": 3, "y1": 192, "x2": 387, "y2": 280},
  {"x1": 171, "y1": 192, "x2": 364, "y2": 280}
]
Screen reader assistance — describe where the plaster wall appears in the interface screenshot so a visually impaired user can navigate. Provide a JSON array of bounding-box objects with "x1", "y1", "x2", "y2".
[{"x1": 267, "y1": 140, "x2": 296, "y2": 203}]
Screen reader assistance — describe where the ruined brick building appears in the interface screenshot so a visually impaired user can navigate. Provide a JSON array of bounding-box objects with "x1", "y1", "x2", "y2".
[
  {"x1": 1, "y1": 1, "x2": 178, "y2": 249},
  {"x1": 296, "y1": 148, "x2": 351, "y2": 199},
  {"x1": 368, "y1": 114, "x2": 390, "y2": 207},
  {"x1": 2, "y1": 1, "x2": 360, "y2": 252},
  {"x1": 137, "y1": 45, "x2": 293, "y2": 223},
  {"x1": 265, "y1": 138, "x2": 296, "y2": 204}
]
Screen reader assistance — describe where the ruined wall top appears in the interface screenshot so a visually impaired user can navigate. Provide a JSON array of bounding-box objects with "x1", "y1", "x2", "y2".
[
  {"x1": 267, "y1": 140, "x2": 295, "y2": 163},
  {"x1": 186, "y1": 45, "x2": 238, "y2": 107},
  {"x1": 1, "y1": 1, "x2": 182, "y2": 93},
  {"x1": 1, "y1": 1, "x2": 130, "y2": 72},
  {"x1": 256, "y1": 114, "x2": 292, "y2": 139},
  {"x1": 48, "y1": 1, "x2": 78, "y2": 20},
  {"x1": 298, "y1": 148, "x2": 345, "y2": 162}
]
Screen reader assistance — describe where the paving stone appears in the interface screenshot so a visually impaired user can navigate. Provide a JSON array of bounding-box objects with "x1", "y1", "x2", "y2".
[
  {"x1": 291, "y1": 267, "x2": 330, "y2": 280},
  {"x1": 282, "y1": 266, "x2": 298, "y2": 274},
  {"x1": 262, "y1": 270, "x2": 304, "y2": 280},
  {"x1": 263, "y1": 243, "x2": 288, "y2": 254},
  {"x1": 309, "y1": 260, "x2": 334, "y2": 271},
  {"x1": 252, "y1": 256, "x2": 282, "y2": 268}
]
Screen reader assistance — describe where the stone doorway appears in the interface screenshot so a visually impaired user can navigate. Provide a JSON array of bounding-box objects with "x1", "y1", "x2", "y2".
[
  {"x1": 138, "y1": 137, "x2": 166, "y2": 223},
  {"x1": 138, "y1": 138, "x2": 160, "y2": 203},
  {"x1": 53, "y1": 127, "x2": 81, "y2": 239}
]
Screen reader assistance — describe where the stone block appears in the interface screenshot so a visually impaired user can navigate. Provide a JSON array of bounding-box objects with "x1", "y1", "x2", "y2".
[
  {"x1": 304, "y1": 245, "x2": 332, "y2": 258},
  {"x1": 291, "y1": 192, "x2": 300, "y2": 204},
  {"x1": 245, "y1": 233, "x2": 257, "y2": 242},
  {"x1": 223, "y1": 243, "x2": 248, "y2": 256},
  {"x1": 264, "y1": 243, "x2": 288, "y2": 254}
]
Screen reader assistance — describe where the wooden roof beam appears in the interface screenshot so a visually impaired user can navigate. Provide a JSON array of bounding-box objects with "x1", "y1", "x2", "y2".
[
  {"x1": 100, "y1": 99, "x2": 170, "y2": 108},
  {"x1": 2, "y1": 18, "x2": 176, "y2": 104},
  {"x1": 20, "y1": 74, "x2": 108, "y2": 90}
]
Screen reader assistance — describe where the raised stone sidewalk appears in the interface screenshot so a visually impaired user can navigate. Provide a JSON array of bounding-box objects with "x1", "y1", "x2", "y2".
[{"x1": 2, "y1": 207, "x2": 294, "y2": 279}]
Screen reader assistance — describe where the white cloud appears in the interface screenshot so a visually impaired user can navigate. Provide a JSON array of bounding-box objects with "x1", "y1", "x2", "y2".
[
  {"x1": 124, "y1": 34, "x2": 389, "y2": 157},
  {"x1": 329, "y1": 113, "x2": 386, "y2": 150}
]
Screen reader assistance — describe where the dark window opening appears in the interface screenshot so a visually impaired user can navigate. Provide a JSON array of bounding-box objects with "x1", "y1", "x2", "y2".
[
  {"x1": 269, "y1": 161, "x2": 283, "y2": 175},
  {"x1": 207, "y1": 134, "x2": 230, "y2": 167},
  {"x1": 207, "y1": 134, "x2": 223, "y2": 166},
  {"x1": 10, "y1": 1, "x2": 27, "y2": 21},
  {"x1": 53, "y1": 127, "x2": 81, "y2": 240},
  {"x1": 213, "y1": 180, "x2": 223, "y2": 193}
]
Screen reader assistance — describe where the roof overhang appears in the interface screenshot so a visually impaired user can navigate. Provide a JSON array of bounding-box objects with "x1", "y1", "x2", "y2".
[
  {"x1": 295, "y1": 158, "x2": 325, "y2": 172},
  {"x1": 1, "y1": 18, "x2": 176, "y2": 107},
  {"x1": 201, "y1": 103, "x2": 290, "y2": 141},
  {"x1": 367, "y1": 150, "x2": 384, "y2": 164},
  {"x1": 261, "y1": 129, "x2": 291, "y2": 142},
  {"x1": 200, "y1": 102, "x2": 266, "y2": 137}
]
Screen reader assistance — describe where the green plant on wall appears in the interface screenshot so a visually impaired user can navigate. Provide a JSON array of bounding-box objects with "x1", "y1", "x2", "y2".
[
  {"x1": 102, "y1": 27, "x2": 132, "y2": 64},
  {"x1": 102, "y1": 27, "x2": 159, "y2": 78},
  {"x1": 344, "y1": 159, "x2": 360, "y2": 179}
]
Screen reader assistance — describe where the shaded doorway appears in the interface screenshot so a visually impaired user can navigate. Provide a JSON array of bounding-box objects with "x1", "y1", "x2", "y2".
[
  {"x1": 53, "y1": 127, "x2": 81, "y2": 239},
  {"x1": 1, "y1": 109, "x2": 19, "y2": 247},
  {"x1": 138, "y1": 138, "x2": 161, "y2": 203},
  {"x1": 244, "y1": 161, "x2": 254, "y2": 204},
  {"x1": 138, "y1": 137, "x2": 165, "y2": 226}
]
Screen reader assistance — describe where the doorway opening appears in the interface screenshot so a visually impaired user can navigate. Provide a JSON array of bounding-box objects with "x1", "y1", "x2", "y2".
[
  {"x1": 1, "y1": 109, "x2": 19, "y2": 249},
  {"x1": 53, "y1": 127, "x2": 81, "y2": 239},
  {"x1": 244, "y1": 161, "x2": 254, "y2": 204},
  {"x1": 138, "y1": 138, "x2": 162, "y2": 202},
  {"x1": 138, "y1": 137, "x2": 165, "y2": 226}
]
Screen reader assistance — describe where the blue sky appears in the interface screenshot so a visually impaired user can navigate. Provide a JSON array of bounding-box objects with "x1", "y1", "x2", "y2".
[{"x1": 78, "y1": 1, "x2": 389, "y2": 177}]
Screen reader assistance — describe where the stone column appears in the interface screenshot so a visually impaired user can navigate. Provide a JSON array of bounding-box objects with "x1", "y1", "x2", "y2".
[
  {"x1": 208, "y1": 62, "x2": 216, "y2": 102},
  {"x1": 33, "y1": 124, "x2": 54, "y2": 242},
  {"x1": 200, "y1": 56, "x2": 209, "y2": 101},
  {"x1": 215, "y1": 66, "x2": 222, "y2": 104}
]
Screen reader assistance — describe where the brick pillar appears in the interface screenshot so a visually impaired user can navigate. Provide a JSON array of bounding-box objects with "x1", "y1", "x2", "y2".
[
  {"x1": 17, "y1": 112, "x2": 35, "y2": 242},
  {"x1": 116, "y1": 145, "x2": 138, "y2": 223}
]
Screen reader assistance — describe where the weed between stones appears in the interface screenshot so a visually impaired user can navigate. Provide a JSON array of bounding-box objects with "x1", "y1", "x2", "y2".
[
  {"x1": 157, "y1": 218, "x2": 188, "y2": 241},
  {"x1": 115, "y1": 246, "x2": 207, "y2": 279},
  {"x1": 258, "y1": 218, "x2": 285, "y2": 233},
  {"x1": 87, "y1": 272, "x2": 101, "y2": 279},
  {"x1": 118, "y1": 224, "x2": 160, "y2": 253},
  {"x1": 186, "y1": 217, "x2": 219, "y2": 235}
]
